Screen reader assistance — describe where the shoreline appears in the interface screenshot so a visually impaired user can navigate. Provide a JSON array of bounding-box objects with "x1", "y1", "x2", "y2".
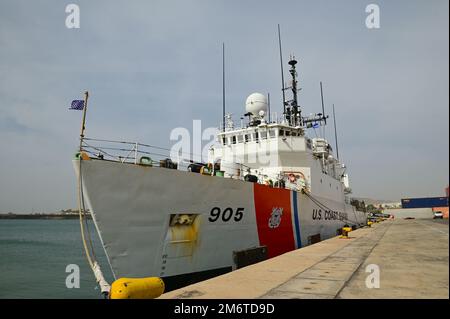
[{"x1": 0, "y1": 213, "x2": 91, "y2": 220}]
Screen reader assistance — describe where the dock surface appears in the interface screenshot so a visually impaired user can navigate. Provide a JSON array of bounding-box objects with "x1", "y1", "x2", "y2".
[{"x1": 160, "y1": 219, "x2": 449, "y2": 299}]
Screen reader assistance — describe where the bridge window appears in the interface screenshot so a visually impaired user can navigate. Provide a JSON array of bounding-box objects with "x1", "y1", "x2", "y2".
[
  {"x1": 269, "y1": 130, "x2": 276, "y2": 138},
  {"x1": 237, "y1": 135, "x2": 243, "y2": 143},
  {"x1": 232, "y1": 136, "x2": 237, "y2": 145},
  {"x1": 260, "y1": 131, "x2": 267, "y2": 139}
]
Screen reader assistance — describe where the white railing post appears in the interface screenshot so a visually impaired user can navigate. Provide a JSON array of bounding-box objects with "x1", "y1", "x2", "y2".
[{"x1": 134, "y1": 142, "x2": 138, "y2": 164}]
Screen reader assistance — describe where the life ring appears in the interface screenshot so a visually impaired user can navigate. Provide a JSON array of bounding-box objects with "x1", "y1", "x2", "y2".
[{"x1": 288, "y1": 173, "x2": 296, "y2": 183}]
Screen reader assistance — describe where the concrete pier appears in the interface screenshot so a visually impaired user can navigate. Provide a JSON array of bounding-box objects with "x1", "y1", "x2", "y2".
[{"x1": 160, "y1": 219, "x2": 449, "y2": 299}]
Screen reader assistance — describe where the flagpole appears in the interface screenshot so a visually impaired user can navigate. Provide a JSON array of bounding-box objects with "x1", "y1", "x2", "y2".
[
  {"x1": 79, "y1": 91, "x2": 89, "y2": 152},
  {"x1": 75, "y1": 90, "x2": 111, "y2": 295}
]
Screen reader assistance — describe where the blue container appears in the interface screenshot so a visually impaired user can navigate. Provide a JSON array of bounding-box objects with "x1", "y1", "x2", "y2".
[{"x1": 401, "y1": 197, "x2": 449, "y2": 208}]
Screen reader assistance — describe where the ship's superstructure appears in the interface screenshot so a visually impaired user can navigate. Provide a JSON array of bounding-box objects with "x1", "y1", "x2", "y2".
[
  {"x1": 210, "y1": 56, "x2": 351, "y2": 202},
  {"x1": 73, "y1": 53, "x2": 365, "y2": 292}
]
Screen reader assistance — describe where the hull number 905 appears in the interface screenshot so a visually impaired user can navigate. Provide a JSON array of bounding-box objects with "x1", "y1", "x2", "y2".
[{"x1": 209, "y1": 207, "x2": 244, "y2": 222}]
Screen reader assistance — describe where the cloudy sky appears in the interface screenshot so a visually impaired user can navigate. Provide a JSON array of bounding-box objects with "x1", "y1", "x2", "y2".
[{"x1": 0, "y1": 0, "x2": 448, "y2": 212}]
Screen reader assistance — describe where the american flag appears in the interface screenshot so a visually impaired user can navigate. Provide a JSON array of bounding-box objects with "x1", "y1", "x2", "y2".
[{"x1": 69, "y1": 100, "x2": 84, "y2": 110}]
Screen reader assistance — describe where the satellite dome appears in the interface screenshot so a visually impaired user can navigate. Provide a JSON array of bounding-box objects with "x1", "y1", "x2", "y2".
[{"x1": 245, "y1": 93, "x2": 268, "y2": 117}]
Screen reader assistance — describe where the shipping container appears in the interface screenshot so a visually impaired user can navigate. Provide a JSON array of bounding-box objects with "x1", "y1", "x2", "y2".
[{"x1": 401, "y1": 197, "x2": 449, "y2": 209}]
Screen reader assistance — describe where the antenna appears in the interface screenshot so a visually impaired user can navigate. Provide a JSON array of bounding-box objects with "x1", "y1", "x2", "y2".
[
  {"x1": 320, "y1": 81, "x2": 327, "y2": 137},
  {"x1": 267, "y1": 92, "x2": 271, "y2": 122},
  {"x1": 332, "y1": 104, "x2": 340, "y2": 160},
  {"x1": 222, "y1": 42, "x2": 226, "y2": 132},
  {"x1": 278, "y1": 24, "x2": 286, "y2": 116}
]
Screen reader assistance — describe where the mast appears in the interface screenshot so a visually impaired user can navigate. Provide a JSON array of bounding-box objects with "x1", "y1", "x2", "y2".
[
  {"x1": 277, "y1": 24, "x2": 286, "y2": 117},
  {"x1": 332, "y1": 103, "x2": 340, "y2": 160},
  {"x1": 302, "y1": 82, "x2": 329, "y2": 129},
  {"x1": 288, "y1": 56, "x2": 300, "y2": 126},
  {"x1": 79, "y1": 91, "x2": 89, "y2": 152},
  {"x1": 222, "y1": 43, "x2": 226, "y2": 132},
  {"x1": 320, "y1": 81, "x2": 326, "y2": 138}
]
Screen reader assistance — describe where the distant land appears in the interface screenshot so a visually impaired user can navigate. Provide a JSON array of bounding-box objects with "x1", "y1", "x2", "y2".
[
  {"x1": 352, "y1": 197, "x2": 399, "y2": 206},
  {"x1": 0, "y1": 209, "x2": 91, "y2": 220}
]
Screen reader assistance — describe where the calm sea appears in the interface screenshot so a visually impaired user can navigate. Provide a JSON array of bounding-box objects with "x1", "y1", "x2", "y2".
[{"x1": 0, "y1": 219, "x2": 114, "y2": 299}]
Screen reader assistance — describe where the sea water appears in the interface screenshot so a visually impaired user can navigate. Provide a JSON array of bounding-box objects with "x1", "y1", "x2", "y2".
[{"x1": 0, "y1": 219, "x2": 114, "y2": 299}]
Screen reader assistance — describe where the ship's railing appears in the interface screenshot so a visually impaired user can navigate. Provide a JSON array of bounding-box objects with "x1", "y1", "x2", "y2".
[
  {"x1": 81, "y1": 137, "x2": 256, "y2": 177},
  {"x1": 81, "y1": 137, "x2": 193, "y2": 167},
  {"x1": 218, "y1": 112, "x2": 289, "y2": 132},
  {"x1": 81, "y1": 137, "x2": 250, "y2": 172}
]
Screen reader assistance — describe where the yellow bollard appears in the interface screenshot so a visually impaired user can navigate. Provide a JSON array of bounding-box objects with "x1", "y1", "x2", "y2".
[
  {"x1": 367, "y1": 221, "x2": 373, "y2": 227},
  {"x1": 339, "y1": 226, "x2": 353, "y2": 239},
  {"x1": 110, "y1": 277, "x2": 165, "y2": 299}
]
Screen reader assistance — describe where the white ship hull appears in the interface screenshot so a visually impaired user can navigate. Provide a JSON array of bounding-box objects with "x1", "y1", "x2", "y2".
[{"x1": 74, "y1": 159, "x2": 366, "y2": 291}]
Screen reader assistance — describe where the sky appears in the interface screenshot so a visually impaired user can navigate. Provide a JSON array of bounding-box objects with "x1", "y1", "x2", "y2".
[{"x1": 0, "y1": 0, "x2": 448, "y2": 212}]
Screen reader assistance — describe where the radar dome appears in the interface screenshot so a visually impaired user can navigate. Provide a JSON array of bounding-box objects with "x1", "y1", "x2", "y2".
[{"x1": 245, "y1": 93, "x2": 268, "y2": 117}]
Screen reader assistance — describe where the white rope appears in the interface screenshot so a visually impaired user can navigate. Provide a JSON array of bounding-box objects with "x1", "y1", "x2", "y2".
[{"x1": 77, "y1": 157, "x2": 111, "y2": 296}]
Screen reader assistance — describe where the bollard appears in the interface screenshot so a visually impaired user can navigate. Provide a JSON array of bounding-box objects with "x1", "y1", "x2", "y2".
[{"x1": 339, "y1": 226, "x2": 353, "y2": 239}]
